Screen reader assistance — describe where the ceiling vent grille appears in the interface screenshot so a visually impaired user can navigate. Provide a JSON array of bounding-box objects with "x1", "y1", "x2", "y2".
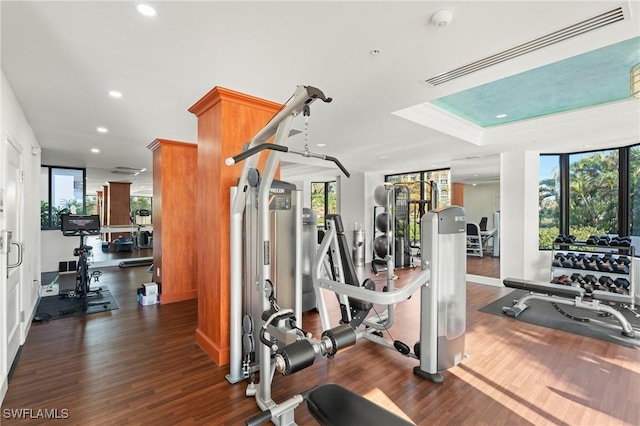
[
  {"x1": 424, "y1": 6, "x2": 626, "y2": 86},
  {"x1": 111, "y1": 166, "x2": 145, "y2": 175}
]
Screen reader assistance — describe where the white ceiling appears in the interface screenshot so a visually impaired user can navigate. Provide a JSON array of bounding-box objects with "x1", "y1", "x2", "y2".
[{"x1": 2, "y1": 1, "x2": 639, "y2": 195}]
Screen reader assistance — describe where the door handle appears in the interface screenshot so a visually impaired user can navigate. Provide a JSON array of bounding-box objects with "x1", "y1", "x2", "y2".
[{"x1": 8, "y1": 241, "x2": 23, "y2": 268}]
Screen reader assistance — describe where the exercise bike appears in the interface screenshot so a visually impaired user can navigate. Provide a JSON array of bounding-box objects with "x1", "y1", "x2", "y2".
[{"x1": 59, "y1": 214, "x2": 110, "y2": 315}]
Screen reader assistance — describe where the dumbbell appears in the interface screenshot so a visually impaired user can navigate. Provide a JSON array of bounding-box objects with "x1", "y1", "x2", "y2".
[
  {"x1": 615, "y1": 256, "x2": 631, "y2": 274},
  {"x1": 552, "y1": 253, "x2": 565, "y2": 267},
  {"x1": 597, "y1": 236, "x2": 611, "y2": 246},
  {"x1": 583, "y1": 274, "x2": 598, "y2": 293},
  {"x1": 610, "y1": 236, "x2": 632, "y2": 247},
  {"x1": 586, "y1": 256, "x2": 601, "y2": 271},
  {"x1": 571, "y1": 273, "x2": 586, "y2": 286},
  {"x1": 598, "y1": 260, "x2": 615, "y2": 273},
  {"x1": 562, "y1": 255, "x2": 575, "y2": 269},
  {"x1": 614, "y1": 278, "x2": 630, "y2": 291},
  {"x1": 598, "y1": 276, "x2": 615, "y2": 291},
  {"x1": 618, "y1": 237, "x2": 631, "y2": 247},
  {"x1": 586, "y1": 235, "x2": 599, "y2": 245}
]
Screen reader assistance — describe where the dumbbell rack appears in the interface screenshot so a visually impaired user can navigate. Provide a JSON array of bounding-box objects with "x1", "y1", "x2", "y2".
[{"x1": 550, "y1": 242, "x2": 635, "y2": 307}]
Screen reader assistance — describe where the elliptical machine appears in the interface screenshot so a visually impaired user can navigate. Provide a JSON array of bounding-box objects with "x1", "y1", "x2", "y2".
[{"x1": 59, "y1": 214, "x2": 110, "y2": 315}]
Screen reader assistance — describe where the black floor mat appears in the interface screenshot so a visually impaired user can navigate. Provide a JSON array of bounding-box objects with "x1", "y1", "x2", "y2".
[
  {"x1": 35, "y1": 288, "x2": 118, "y2": 322},
  {"x1": 480, "y1": 289, "x2": 640, "y2": 348}
]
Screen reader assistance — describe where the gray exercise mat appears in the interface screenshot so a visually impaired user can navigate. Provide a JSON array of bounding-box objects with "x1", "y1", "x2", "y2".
[{"x1": 480, "y1": 289, "x2": 640, "y2": 348}]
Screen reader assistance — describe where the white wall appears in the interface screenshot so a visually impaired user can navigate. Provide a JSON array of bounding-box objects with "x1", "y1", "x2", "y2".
[
  {"x1": 1, "y1": 71, "x2": 42, "y2": 404},
  {"x1": 41, "y1": 231, "x2": 83, "y2": 273},
  {"x1": 464, "y1": 182, "x2": 500, "y2": 228},
  {"x1": 500, "y1": 151, "x2": 548, "y2": 282}
]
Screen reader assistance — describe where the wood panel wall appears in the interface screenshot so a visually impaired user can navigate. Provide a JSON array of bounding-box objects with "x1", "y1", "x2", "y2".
[
  {"x1": 451, "y1": 182, "x2": 465, "y2": 207},
  {"x1": 107, "y1": 182, "x2": 131, "y2": 225},
  {"x1": 148, "y1": 139, "x2": 198, "y2": 304},
  {"x1": 188, "y1": 87, "x2": 282, "y2": 366}
]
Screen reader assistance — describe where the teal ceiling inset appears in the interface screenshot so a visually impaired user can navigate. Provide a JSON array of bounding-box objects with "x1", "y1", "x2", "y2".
[{"x1": 432, "y1": 36, "x2": 640, "y2": 128}]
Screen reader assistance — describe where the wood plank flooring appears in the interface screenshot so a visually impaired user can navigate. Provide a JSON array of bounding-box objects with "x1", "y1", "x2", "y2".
[{"x1": 2, "y1": 265, "x2": 638, "y2": 425}]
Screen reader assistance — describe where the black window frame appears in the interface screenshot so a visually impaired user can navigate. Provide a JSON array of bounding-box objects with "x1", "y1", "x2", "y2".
[{"x1": 41, "y1": 165, "x2": 87, "y2": 230}]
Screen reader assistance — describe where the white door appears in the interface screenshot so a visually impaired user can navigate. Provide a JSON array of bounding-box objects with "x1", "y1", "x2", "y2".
[{"x1": 4, "y1": 138, "x2": 23, "y2": 374}]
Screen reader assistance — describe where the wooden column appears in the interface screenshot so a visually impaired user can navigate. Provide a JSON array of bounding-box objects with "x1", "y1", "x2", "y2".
[
  {"x1": 147, "y1": 138, "x2": 198, "y2": 304},
  {"x1": 451, "y1": 182, "x2": 465, "y2": 207},
  {"x1": 107, "y1": 181, "x2": 132, "y2": 239},
  {"x1": 96, "y1": 190, "x2": 103, "y2": 222},
  {"x1": 189, "y1": 87, "x2": 282, "y2": 366},
  {"x1": 102, "y1": 185, "x2": 109, "y2": 227}
]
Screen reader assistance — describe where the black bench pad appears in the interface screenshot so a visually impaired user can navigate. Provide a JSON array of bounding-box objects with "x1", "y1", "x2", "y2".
[
  {"x1": 307, "y1": 384, "x2": 414, "y2": 426},
  {"x1": 503, "y1": 278, "x2": 585, "y2": 298}
]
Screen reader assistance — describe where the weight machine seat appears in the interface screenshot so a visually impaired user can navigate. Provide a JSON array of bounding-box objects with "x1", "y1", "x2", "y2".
[
  {"x1": 503, "y1": 278, "x2": 585, "y2": 298},
  {"x1": 307, "y1": 384, "x2": 414, "y2": 426},
  {"x1": 325, "y1": 214, "x2": 373, "y2": 312}
]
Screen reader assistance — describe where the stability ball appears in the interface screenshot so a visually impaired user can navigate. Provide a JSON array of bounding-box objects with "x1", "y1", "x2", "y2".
[
  {"x1": 375, "y1": 212, "x2": 393, "y2": 233},
  {"x1": 374, "y1": 183, "x2": 393, "y2": 206},
  {"x1": 374, "y1": 235, "x2": 390, "y2": 258}
]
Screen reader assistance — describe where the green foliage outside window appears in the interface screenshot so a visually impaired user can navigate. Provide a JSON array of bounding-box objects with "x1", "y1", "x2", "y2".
[{"x1": 539, "y1": 146, "x2": 637, "y2": 250}]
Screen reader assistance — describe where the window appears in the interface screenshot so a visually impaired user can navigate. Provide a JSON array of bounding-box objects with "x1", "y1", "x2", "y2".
[
  {"x1": 311, "y1": 181, "x2": 336, "y2": 229},
  {"x1": 41, "y1": 166, "x2": 86, "y2": 229},
  {"x1": 569, "y1": 150, "x2": 618, "y2": 236},
  {"x1": 539, "y1": 155, "x2": 560, "y2": 249},
  {"x1": 539, "y1": 144, "x2": 637, "y2": 254},
  {"x1": 385, "y1": 168, "x2": 451, "y2": 246},
  {"x1": 131, "y1": 196, "x2": 153, "y2": 224}
]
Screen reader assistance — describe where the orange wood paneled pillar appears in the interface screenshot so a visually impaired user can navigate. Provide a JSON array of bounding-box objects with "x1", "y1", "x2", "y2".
[
  {"x1": 147, "y1": 139, "x2": 198, "y2": 304},
  {"x1": 102, "y1": 185, "x2": 109, "y2": 227},
  {"x1": 189, "y1": 87, "x2": 282, "y2": 366},
  {"x1": 451, "y1": 182, "x2": 465, "y2": 207},
  {"x1": 107, "y1": 181, "x2": 132, "y2": 239},
  {"x1": 96, "y1": 190, "x2": 103, "y2": 222}
]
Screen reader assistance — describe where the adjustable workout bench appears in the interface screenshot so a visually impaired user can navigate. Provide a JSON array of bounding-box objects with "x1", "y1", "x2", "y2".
[
  {"x1": 502, "y1": 278, "x2": 635, "y2": 337},
  {"x1": 246, "y1": 383, "x2": 413, "y2": 426}
]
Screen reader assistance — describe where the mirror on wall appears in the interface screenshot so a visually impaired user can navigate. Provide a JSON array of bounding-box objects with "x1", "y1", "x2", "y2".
[{"x1": 450, "y1": 155, "x2": 500, "y2": 282}]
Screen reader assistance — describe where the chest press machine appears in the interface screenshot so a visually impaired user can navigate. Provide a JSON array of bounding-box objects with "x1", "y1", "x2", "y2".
[{"x1": 225, "y1": 85, "x2": 468, "y2": 426}]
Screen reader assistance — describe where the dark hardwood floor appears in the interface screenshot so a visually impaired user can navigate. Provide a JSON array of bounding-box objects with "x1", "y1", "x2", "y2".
[{"x1": 2, "y1": 264, "x2": 638, "y2": 425}]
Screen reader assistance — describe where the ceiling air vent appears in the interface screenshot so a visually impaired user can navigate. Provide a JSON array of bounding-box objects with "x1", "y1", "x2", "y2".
[
  {"x1": 111, "y1": 166, "x2": 146, "y2": 175},
  {"x1": 424, "y1": 5, "x2": 627, "y2": 86}
]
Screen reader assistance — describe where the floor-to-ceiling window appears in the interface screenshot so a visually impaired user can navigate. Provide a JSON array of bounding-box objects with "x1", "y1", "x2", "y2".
[
  {"x1": 538, "y1": 143, "x2": 637, "y2": 253},
  {"x1": 311, "y1": 181, "x2": 336, "y2": 229}
]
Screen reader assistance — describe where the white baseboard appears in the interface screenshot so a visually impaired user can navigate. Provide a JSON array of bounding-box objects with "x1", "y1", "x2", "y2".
[{"x1": 467, "y1": 274, "x2": 502, "y2": 287}]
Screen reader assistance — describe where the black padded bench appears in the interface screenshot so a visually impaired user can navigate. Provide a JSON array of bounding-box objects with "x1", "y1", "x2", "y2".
[
  {"x1": 307, "y1": 384, "x2": 414, "y2": 426},
  {"x1": 246, "y1": 384, "x2": 414, "y2": 426},
  {"x1": 502, "y1": 278, "x2": 635, "y2": 337}
]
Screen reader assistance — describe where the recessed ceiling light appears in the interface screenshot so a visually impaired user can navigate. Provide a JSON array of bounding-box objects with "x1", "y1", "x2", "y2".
[
  {"x1": 316, "y1": 143, "x2": 326, "y2": 147},
  {"x1": 380, "y1": 156, "x2": 388, "y2": 159},
  {"x1": 97, "y1": 127, "x2": 108, "y2": 133},
  {"x1": 91, "y1": 148, "x2": 100, "y2": 153},
  {"x1": 109, "y1": 90, "x2": 122, "y2": 98},
  {"x1": 370, "y1": 49, "x2": 381, "y2": 57},
  {"x1": 137, "y1": 4, "x2": 156, "y2": 17},
  {"x1": 496, "y1": 113, "x2": 508, "y2": 119}
]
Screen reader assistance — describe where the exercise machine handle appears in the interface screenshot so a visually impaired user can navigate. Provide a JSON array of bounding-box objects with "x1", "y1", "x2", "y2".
[
  {"x1": 323, "y1": 155, "x2": 350, "y2": 178},
  {"x1": 245, "y1": 409, "x2": 273, "y2": 426},
  {"x1": 225, "y1": 144, "x2": 351, "y2": 178},
  {"x1": 225, "y1": 144, "x2": 288, "y2": 166}
]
